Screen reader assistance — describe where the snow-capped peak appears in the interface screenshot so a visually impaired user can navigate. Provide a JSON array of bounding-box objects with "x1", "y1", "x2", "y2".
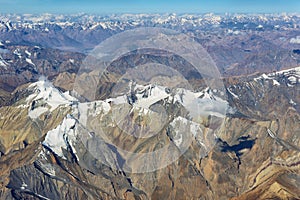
[
  {"x1": 254, "y1": 66, "x2": 300, "y2": 87},
  {"x1": 26, "y1": 77, "x2": 77, "y2": 119},
  {"x1": 130, "y1": 83, "x2": 170, "y2": 109},
  {"x1": 111, "y1": 81, "x2": 229, "y2": 119},
  {"x1": 174, "y1": 87, "x2": 229, "y2": 118}
]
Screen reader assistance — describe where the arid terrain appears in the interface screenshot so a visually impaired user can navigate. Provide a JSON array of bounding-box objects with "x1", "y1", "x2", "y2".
[{"x1": 0, "y1": 13, "x2": 299, "y2": 199}]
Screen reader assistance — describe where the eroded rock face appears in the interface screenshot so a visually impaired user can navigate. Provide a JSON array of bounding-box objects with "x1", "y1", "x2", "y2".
[{"x1": 0, "y1": 67, "x2": 300, "y2": 200}]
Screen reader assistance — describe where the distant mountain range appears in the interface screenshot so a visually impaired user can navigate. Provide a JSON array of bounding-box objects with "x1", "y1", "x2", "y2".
[
  {"x1": 1, "y1": 13, "x2": 299, "y2": 52},
  {"x1": 0, "y1": 13, "x2": 300, "y2": 200},
  {"x1": 0, "y1": 13, "x2": 299, "y2": 80}
]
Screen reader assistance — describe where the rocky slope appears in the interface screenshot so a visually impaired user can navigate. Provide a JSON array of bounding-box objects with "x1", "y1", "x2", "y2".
[
  {"x1": 0, "y1": 66, "x2": 299, "y2": 199},
  {"x1": 0, "y1": 41, "x2": 84, "y2": 100}
]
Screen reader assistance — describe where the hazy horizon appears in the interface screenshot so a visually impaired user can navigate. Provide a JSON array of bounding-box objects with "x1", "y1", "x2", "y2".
[{"x1": 1, "y1": 0, "x2": 300, "y2": 14}]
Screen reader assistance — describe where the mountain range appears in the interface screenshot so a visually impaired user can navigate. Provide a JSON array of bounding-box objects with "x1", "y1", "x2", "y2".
[{"x1": 0, "y1": 13, "x2": 299, "y2": 200}]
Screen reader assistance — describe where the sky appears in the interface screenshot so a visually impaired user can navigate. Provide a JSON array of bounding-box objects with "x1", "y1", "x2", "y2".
[{"x1": 0, "y1": 0, "x2": 299, "y2": 14}]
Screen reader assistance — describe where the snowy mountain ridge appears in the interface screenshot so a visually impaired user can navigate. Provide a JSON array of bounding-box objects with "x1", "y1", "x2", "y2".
[
  {"x1": 22, "y1": 78, "x2": 228, "y2": 160},
  {"x1": 24, "y1": 77, "x2": 77, "y2": 119},
  {"x1": 23, "y1": 66, "x2": 300, "y2": 162},
  {"x1": 1, "y1": 13, "x2": 299, "y2": 33},
  {"x1": 254, "y1": 66, "x2": 300, "y2": 87}
]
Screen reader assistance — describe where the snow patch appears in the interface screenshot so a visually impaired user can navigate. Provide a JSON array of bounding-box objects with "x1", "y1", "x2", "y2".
[
  {"x1": 26, "y1": 58, "x2": 35, "y2": 66},
  {"x1": 289, "y1": 99, "x2": 297, "y2": 106},
  {"x1": 13, "y1": 49, "x2": 22, "y2": 58},
  {"x1": 174, "y1": 87, "x2": 228, "y2": 118},
  {"x1": 171, "y1": 116, "x2": 202, "y2": 138},
  {"x1": 28, "y1": 107, "x2": 48, "y2": 119},
  {"x1": 25, "y1": 50, "x2": 31, "y2": 57},
  {"x1": 20, "y1": 182, "x2": 28, "y2": 190},
  {"x1": 134, "y1": 84, "x2": 170, "y2": 109},
  {"x1": 0, "y1": 55, "x2": 9, "y2": 69},
  {"x1": 288, "y1": 76, "x2": 297, "y2": 84},
  {"x1": 257, "y1": 24, "x2": 263, "y2": 29},
  {"x1": 43, "y1": 115, "x2": 76, "y2": 158},
  {"x1": 290, "y1": 36, "x2": 300, "y2": 44},
  {"x1": 227, "y1": 88, "x2": 239, "y2": 99},
  {"x1": 273, "y1": 79, "x2": 280, "y2": 86},
  {"x1": 267, "y1": 129, "x2": 276, "y2": 139},
  {"x1": 76, "y1": 101, "x2": 111, "y2": 126},
  {"x1": 108, "y1": 95, "x2": 127, "y2": 105}
]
